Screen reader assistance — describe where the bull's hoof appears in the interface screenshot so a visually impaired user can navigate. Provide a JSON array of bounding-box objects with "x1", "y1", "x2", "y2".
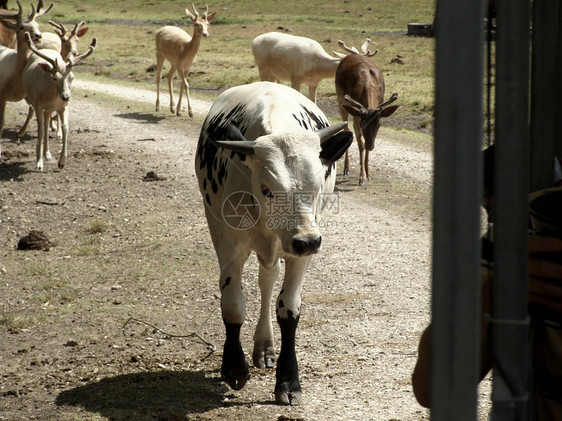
[
  {"x1": 275, "y1": 381, "x2": 302, "y2": 406},
  {"x1": 252, "y1": 341, "x2": 275, "y2": 369},
  {"x1": 221, "y1": 341, "x2": 250, "y2": 390},
  {"x1": 344, "y1": 169, "x2": 350, "y2": 176},
  {"x1": 221, "y1": 359, "x2": 250, "y2": 390}
]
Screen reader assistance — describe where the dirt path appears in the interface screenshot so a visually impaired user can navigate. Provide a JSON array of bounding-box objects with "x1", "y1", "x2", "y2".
[{"x1": 0, "y1": 79, "x2": 488, "y2": 420}]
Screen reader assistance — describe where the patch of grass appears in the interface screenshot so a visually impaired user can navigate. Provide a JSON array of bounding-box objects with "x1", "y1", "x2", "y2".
[
  {"x1": 0, "y1": 311, "x2": 39, "y2": 331},
  {"x1": 28, "y1": 263, "x2": 52, "y2": 277},
  {"x1": 34, "y1": 278, "x2": 67, "y2": 291},
  {"x1": 37, "y1": 292, "x2": 55, "y2": 305},
  {"x1": 60, "y1": 287, "x2": 80, "y2": 303},
  {"x1": 75, "y1": 237, "x2": 102, "y2": 256},
  {"x1": 89, "y1": 220, "x2": 108, "y2": 234}
]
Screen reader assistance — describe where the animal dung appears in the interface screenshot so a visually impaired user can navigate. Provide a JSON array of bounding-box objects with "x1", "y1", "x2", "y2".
[
  {"x1": 142, "y1": 171, "x2": 167, "y2": 181},
  {"x1": 17, "y1": 230, "x2": 55, "y2": 251}
]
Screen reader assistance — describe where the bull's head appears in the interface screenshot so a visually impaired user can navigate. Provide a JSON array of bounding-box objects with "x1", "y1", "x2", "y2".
[{"x1": 214, "y1": 122, "x2": 352, "y2": 257}]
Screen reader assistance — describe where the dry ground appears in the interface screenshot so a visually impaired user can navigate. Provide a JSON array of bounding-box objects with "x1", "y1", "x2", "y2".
[{"x1": 0, "y1": 80, "x2": 490, "y2": 420}]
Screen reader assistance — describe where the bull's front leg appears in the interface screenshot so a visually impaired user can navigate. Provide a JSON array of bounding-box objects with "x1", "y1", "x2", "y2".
[
  {"x1": 253, "y1": 258, "x2": 280, "y2": 369},
  {"x1": 218, "y1": 246, "x2": 250, "y2": 391},
  {"x1": 274, "y1": 256, "x2": 310, "y2": 406}
]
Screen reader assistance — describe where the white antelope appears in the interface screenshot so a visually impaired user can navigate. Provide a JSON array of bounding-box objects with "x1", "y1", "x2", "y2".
[
  {"x1": 23, "y1": 32, "x2": 97, "y2": 170},
  {"x1": 251, "y1": 32, "x2": 342, "y2": 103},
  {"x1": 0, "y1": 0, "x2": 48, "y2": 48},
  {"x1": 16, "y1": 19, "x2": 90, "y2": 140},
  {"x1": 42, "y1": 20, "x2": 89, "y2": 60},
  {"x1": 155, "y1": 4, "x2": 217, "y2": 118},
  {"x1": 0, "y1": 0, "x2": 52, "y2": 154}
]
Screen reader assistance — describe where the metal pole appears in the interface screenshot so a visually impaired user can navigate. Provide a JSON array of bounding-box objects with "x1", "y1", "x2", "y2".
[
  {"x1": 491, "y1": 0, "x2": 531, "y2": 420},
  {"x1": 530, "y1": 0, "x2": 560, "y2": 191},
  {"x1": 431, "y1": 0, "x2": 485, "y2": 419}
]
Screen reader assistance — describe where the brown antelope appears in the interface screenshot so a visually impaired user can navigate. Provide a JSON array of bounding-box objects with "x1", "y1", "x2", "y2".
[
  {"x1": 155, "y1": 4, "x2": 217, "y2": 118},
  {"x1": 335, "y1": 47, "x2": 398, "y2": 186}
]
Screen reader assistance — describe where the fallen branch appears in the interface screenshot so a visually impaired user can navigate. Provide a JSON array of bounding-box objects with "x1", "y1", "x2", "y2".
[
  {"x1": 36, "y1": 188, "x2": 98, "y2": 206},
  {"x1": 36, "y1": 199, "x2": 66, "y2": 206},
  {"x1": 123, "y1": 315, "x2": 216, "y2": 352}
]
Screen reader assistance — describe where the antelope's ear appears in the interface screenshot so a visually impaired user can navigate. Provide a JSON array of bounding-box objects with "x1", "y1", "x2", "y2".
[
  {"x1": 76, "y1": 26, "x2": 89, "y2": 38},
  {"x1": 0, "y1": 19, "x2": 16, "y2": 30},
  {"x1": 207, "y1": 11, "x2": 217, "y2": 22},
  {"x1": 342, "y1": 103, "x2": 367, "y2": 118},
  {"x1": 381, "y1": 105, "x2": 399, "y2": 118},
  {"x1": 37, "y1": 62, "x2": 52, "y2": 73}
]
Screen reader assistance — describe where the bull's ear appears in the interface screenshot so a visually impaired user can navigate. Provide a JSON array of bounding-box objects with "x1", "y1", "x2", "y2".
[
  {"x1": 227, "y1": 122, "x2": 246, "y2": 141},
  {"x1": 320, "y1": 131, "x2": 353, "y2": 165},
  {"x1": 212, "y1": 123, "x2": 255, "y2": 156}
]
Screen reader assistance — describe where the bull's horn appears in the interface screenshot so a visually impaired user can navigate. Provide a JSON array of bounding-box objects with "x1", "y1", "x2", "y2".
[
  {"x1": 315, "y1": 122, "x2": 349, "y2": 143},
  {"x1": 213, "y1": 140, "x2": 256, "y2": 156}
]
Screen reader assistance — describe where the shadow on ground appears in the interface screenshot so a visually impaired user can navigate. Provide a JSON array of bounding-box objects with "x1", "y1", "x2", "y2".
[
  {"x1": 56, "y1": 370, "x2": 228, "y2": 420},
  {"x1": 114, "y1": 112, "x2": 167, "y2": 124},
  {"x1": 0, "y1": 158, "x2": 29, "y2": 181}
]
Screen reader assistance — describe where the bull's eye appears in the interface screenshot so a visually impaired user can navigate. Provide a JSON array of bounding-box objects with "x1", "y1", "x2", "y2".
[{"x1": 261, "y1": 185, "x2": 274, "y2": 198}]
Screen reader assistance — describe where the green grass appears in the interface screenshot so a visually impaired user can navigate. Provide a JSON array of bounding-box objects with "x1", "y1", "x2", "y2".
[
  {"x1": 75, "y1": 237, "x2": 102, "y2": 256},
  {"x1": 0, "y1": 311, "x2": 40, "y2": 331},
  {"x1": 88, "y1": 219, "x2": 108, "y2": 234},
  {"x1": 21, "y1": 0, "x2": 437, "y2": 132}
]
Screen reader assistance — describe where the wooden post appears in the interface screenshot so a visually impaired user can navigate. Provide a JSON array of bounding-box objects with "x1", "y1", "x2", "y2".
[{"x1": 431, "y1": 0, "x2": 484, "y2": 418}]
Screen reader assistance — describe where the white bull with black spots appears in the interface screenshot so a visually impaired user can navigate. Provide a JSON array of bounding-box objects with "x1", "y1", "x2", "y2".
[{"x1": 195, "y1": 81, "x2": 352, "y2": 405}]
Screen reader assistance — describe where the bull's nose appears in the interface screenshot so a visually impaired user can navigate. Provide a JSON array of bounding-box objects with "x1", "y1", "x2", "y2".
[{"x1": 292, "y1": 236, "x2": 322, "y2": 256}]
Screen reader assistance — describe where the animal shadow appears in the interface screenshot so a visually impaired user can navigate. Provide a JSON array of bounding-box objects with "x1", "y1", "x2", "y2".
[
  {"x1": 56, "y1": 370, "x2": 228, "y2": 420},
  {"x1": 0, "y1": 157, "x2": 29, "y2": 181},
  {"x1": 114, "y1": 112, "x2": 166, "y2": 125}
]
